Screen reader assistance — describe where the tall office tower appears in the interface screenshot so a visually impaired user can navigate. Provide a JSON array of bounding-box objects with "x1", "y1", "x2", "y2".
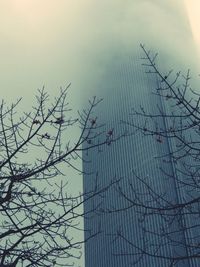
[{"x1": 82, "y1": 1, "x2": 199, "y2": 266}]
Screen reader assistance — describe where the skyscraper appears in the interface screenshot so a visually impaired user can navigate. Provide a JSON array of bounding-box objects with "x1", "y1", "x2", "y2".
[{"x1": 82, "y1": 1, "x2": 199, "y2": 266}]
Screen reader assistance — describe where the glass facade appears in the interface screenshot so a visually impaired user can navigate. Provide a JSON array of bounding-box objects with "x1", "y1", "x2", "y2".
[
  {"x1": 82, "y1": 2, "x2": 200, "y2": 266},
  {"x1": 83, "y1": 53, "x2": 198, "y2": 266}
]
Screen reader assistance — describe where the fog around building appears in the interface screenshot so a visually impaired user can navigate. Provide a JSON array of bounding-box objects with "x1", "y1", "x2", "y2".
[
  {"x1": 0, "y1": 0, "x2": 199, "y2": 103},
  {"x1": 77, "y1": 0, "x2": 199, "y2": 99}
]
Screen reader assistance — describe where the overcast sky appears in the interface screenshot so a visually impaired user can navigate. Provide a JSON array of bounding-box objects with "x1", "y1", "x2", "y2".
[
  {"x1": 0, "y1": 0, "x2": 199, "y2": 103},
  {"x1": 0, "y1": 1, "x2": 199, "y2": 266}
]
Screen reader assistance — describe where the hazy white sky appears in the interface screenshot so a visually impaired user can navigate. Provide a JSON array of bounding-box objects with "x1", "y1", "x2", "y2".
[
  {"x1": 185, "y1": 0, "x2": 200, "y2": 49},
  {"x1": 0, "y1": 1, "x2": 85, "y2": 104},
  {"x1": 0, "y1": 0, "x2": 199, "y2": 101},
  {"x1": 0, "y1": 0, "x2": 199, "y2": 103}
]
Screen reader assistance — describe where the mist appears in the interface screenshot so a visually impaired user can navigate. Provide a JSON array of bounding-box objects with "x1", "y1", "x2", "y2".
[{"x1": 75, "y1": 0, "x2": 199, "y2": 101}]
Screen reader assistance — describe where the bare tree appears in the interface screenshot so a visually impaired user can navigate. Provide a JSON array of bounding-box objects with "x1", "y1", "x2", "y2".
[
  {"x1": 0, "y1": 87, "x2": 120, "y2": 267},
  {"x1": 112, "y1": 45, "x2": 200, "y2": 266}
]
